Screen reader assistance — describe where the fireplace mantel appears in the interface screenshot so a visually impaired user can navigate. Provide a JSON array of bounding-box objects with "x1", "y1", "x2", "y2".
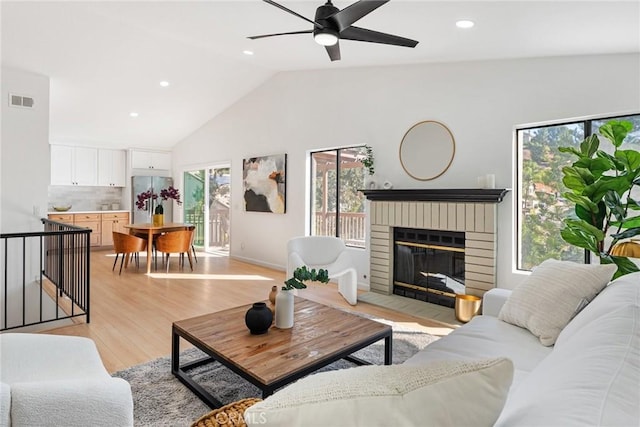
[{"x1": 363, "y1": 188, "x2": 509, "y2": 203}]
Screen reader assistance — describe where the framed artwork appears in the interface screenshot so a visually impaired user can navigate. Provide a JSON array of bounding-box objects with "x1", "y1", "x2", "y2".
[{"x1": 243, "y1": 153, "x2": 286, "y2": 213}]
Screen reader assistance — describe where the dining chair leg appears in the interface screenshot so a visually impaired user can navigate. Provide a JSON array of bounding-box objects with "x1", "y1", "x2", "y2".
[
  {"x1": 112, "y1": 254, "x2": 119, "y2": 272},
  {"x1": 119, "y1": 255, "x2": 126, "y2": 275},
  {"x1": 192, "y1": 245, "x2": 198, "y2": 263},
  {"x1": 186, "y1": 251, "x2": 194, "y2": 271},
  {"x1": 166, "y1": 254, "x2": 171, "y2": 273}
]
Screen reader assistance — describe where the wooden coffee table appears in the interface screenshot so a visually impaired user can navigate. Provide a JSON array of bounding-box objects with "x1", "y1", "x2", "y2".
[{"x1": 171, "y1": 297, "x2": 392, "y2": 408}]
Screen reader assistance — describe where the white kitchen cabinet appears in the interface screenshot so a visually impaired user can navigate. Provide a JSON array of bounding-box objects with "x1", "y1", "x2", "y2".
[
  {"x1": 131, "y1": 150, "x2": 171, "y2": 170},
  {"x1": 50, "y1": 145, "x2": 98, "y2": 186},
  {"x1": 98, "y1": 149, "x2": 126, "y2": 187}
]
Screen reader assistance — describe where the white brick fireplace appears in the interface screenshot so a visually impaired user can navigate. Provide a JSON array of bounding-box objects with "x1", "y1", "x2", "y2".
[{"x1": 364, "y1": 189, "x2": 508, "y2": 298}]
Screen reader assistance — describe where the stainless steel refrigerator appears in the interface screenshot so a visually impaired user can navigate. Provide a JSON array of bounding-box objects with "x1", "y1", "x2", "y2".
[{"x1": 131, "y1": 176, "x2": 174, "y2": 224}]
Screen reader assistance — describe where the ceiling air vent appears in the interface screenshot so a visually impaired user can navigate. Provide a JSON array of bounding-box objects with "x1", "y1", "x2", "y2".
[{"x1": 9, "y1": 93, "x2": 35, "y2": 109}]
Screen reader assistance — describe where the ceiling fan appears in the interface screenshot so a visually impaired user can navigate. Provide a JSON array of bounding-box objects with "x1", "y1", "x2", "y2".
[{"x1": 248, "y1": 0, "x2": 419, "y2": 61}]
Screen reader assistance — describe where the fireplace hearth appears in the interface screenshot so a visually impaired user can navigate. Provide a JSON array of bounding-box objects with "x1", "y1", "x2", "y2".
[{"x1": 393, "y1": 227, "x2": 465, "y2": 308}]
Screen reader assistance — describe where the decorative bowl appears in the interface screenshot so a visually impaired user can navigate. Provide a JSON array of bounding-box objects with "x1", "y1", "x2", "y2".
[{"x1": 53, "y1": 205, "x2": 72, "y2": 212}]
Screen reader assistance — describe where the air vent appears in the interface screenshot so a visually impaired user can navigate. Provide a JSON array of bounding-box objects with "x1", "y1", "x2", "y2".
[{"x1": 9, "y1": 93, "x2": 35, "y2": 109}]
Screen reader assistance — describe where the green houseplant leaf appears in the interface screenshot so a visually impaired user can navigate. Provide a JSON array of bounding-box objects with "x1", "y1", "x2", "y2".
[
  {"x1": 559, "y1": 119, "x2": 639, "y2": 277},
  {"x1": 599, "y1": 120, "x2": 633, "y2": 148},
  {"x1": 599, "y1": 254, "x2": 640, "y2": 279}
]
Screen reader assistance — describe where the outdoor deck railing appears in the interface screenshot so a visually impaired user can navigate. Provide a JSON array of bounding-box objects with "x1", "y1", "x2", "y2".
[
  {"x1": 0, "y1": 219, "x2": 90, "y2": 331},
  {"x1": 184, "y1": 211, "x2": 229, "y2": 247},
  {"x1": 314, "y1": 212, "x2": 366, "y2": 248}
]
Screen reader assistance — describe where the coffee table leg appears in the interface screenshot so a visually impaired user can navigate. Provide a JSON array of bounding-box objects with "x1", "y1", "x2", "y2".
[
  {"x1": 171, "y1": 327, "x2": 225, "y2": 409},
  {"x1": 384, "y1": 334, "x2": 392, "y2": 365},
  {"x1": 171, "y1": 327, "x2": 180, "y2": 374}
]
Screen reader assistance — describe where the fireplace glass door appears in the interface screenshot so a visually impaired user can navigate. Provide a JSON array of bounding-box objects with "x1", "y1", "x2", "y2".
[{"x1": 393, "y1": 228, "x2": 465, "y2": 307}]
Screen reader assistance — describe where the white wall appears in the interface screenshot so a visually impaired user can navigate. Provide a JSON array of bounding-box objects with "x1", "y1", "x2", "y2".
[
  {"x1": 1, "y1": 67, "x2": 50, "y2": 233},
  {"x1": 1, "y1": 67, "x2": 51, "y2": 327},
  {"x1": 172, "y1": 53, "x2": 640, "y2": 289}
]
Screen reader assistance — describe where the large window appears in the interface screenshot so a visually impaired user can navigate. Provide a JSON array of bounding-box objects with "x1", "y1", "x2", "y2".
[
  {"x1": 310, "y1": 146, "x2": 367, "y2": 248},
  {"x1": 517, "y1": 114, "x2": 640, "y2": 271}
]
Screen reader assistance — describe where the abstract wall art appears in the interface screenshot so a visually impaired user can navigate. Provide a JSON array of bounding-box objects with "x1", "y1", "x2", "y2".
[{"x1": 243, "y1": 154, "x2": 286, "y2": 213}]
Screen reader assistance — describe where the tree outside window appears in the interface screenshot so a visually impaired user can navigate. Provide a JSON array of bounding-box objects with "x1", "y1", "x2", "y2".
[{"x1": 517, "y1": 114, "x2": 640, "y2": 271}]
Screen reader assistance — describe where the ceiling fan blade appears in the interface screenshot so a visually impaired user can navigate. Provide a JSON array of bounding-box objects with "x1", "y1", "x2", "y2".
[
  {"x1": 331, "y1": 0, "x2": 389, "y2": 32},
  {"x1": 340, "y1": 26, "x2": 418, "y2": 47},
  {"x1": 325, "y1": 43, "x2": 341, "y2": 61},
  {"x1": 248, "y1": 30, "x2": 313, "y2": 40},
  {"x1": 262, "y1": 0, "x2": 323, "y2": 29}
]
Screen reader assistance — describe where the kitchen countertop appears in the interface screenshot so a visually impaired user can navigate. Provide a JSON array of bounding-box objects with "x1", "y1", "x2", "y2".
[{"x1": 48, "y1": 210, "x2": 129, "y2": 215}]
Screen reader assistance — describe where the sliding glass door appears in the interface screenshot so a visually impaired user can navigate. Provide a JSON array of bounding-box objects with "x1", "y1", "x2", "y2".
[{"x1": 183, "y1": 165, "x2": 230, "y2": 254}]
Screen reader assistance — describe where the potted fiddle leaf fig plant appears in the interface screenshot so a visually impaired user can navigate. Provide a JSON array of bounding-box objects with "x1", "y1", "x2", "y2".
[
  {"x1": 559, "y1": 119, "x2": 640, "y2": 278},
  {"x1": 275, "y1": 266, "x2": 329, "y2": 329}
]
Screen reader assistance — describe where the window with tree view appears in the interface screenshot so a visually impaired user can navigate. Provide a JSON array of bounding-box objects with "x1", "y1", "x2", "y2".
[
  {"x1": 311, "y1": 146, "x2": 367, "y2": 248},
  {"x1": 517, "y1": 114, "x2": 640, "y2": 271}
]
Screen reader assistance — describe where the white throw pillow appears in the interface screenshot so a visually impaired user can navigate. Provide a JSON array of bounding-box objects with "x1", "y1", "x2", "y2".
[
  {"x1": 498, "y1": 259, "x2": 616, "y2": 346},
  {"x1": 245, "y1": 358, "x2": 513, "y2": 427}
]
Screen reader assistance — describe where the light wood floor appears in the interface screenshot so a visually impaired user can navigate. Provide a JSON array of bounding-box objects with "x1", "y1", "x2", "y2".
[{"x1": 44, "y1": 249, "x2": 455, "y2": 373}]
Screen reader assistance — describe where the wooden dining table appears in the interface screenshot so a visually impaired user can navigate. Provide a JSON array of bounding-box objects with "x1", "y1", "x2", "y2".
[{"x1": 123, "y1": 223, "x2": 194, "y2": 274}]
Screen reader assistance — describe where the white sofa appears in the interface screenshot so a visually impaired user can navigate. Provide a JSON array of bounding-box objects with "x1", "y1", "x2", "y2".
[
  {"x1": 404, "y1": 270, "x2": 640, "y2": 426},
  {"x1": 0, "y1": 333, "x2": 133, "y2": 427},
  {"x1": 247, "y1": 266, "x2": 639, "y2": 426}
]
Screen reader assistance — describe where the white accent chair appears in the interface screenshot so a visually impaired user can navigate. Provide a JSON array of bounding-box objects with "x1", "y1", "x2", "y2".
[
  {"x1": 0, "y1": 333, "x2": 134, "y2": 427},
  {"x1": 287, "y1": 236, "x2": 358, "y2": 305}
]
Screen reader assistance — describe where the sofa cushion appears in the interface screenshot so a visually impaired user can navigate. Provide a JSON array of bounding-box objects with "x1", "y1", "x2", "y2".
[
  {"x1": 10, "y1": 378, "x2": 134, "y2": 427},
  {"x1": 495, "y1": 304, "x2": 640, "y2": 426},
  {"x1": 245, "y1": 358, "x2": 514, "y2": 427},
  {"x1": 556, "y1": 271, "x2": 640, "y2": 348},
  {"x1": 498, "y1": 259, "x2": 616, "y2": 346},
  {"x1": 404, "y1": 315, "x2": 552, "y2": 390},
  {"x1": 0, "y1": 333, "x2": 111, "y2": 384},
  {"x1": 0, "y1": 382, "x2": 10, "y2": 427}
]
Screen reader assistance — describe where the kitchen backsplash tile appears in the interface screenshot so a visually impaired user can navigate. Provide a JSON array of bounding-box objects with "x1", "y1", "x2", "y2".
[{"x1": 48, "y1": 186, "x2": 123, "y2": 211}]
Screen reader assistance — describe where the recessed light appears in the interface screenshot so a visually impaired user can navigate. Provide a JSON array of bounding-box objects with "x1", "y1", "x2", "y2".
[
  {"x1": 129, "y1": 112, "x2": 139, "y2": 118},
  {"x1": 159, "y1": 81, "x2": 170, "y2": 87},
  {"x1": 243, "y1": 50, "x2": 254, "y2": 56},
  {"x1": 456, "y1": 20, "x2": 475, "y2": 29}
]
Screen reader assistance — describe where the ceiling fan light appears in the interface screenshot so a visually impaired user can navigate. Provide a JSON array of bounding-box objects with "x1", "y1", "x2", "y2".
[{"x1": 314, "y1": 31, "x2": 338, "y2": 46}]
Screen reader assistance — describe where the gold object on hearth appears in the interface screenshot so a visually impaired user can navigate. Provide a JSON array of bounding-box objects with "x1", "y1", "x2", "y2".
[{"x1": 455, "y1": 294, "x2": 481, "y2": 323}]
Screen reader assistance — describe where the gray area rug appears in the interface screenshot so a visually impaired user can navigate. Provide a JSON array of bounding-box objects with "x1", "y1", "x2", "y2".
[{"x1": 113, "y1": 318, "x2": 438, "y2": 427}]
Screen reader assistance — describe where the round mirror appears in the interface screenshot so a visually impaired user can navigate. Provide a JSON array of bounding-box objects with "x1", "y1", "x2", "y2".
[{"x1": 399, "y1": 120, "x2": 455, "y2": 181}]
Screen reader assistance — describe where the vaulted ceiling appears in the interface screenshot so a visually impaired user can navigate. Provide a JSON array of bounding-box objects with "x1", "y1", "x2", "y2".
[{"x1": 2, "y1": 1, "x2": 638, "y2": 149}]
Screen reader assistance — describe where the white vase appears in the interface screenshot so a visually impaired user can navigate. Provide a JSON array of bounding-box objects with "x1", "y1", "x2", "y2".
[
  {"x1": 274, "y1": 289, "x2": 294, "y2": 329},
  {"x1": 364, "y1": 174, "x2": 376, "y2": 190}
]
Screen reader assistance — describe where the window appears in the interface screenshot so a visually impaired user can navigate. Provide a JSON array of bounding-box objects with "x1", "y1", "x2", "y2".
[
  {"x1": 516, "y1": 114, "x2": 640, "y2": 271},
  {"x1": 310, "y1": 146, "x2": 367, "y2": 248}
]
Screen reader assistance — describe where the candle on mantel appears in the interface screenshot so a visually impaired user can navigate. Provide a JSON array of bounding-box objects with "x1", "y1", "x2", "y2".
[{"x1": 485, "y1": 174, "x2": 495, "y2": 189}]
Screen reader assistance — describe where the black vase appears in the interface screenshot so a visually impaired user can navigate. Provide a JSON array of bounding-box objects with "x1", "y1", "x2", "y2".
[
  {"x1": 245, "y1": 302, "x2": 273, "y2": 335},
  {"x1": 155, "y1": 203, "x2": 164, "y2": 214}
]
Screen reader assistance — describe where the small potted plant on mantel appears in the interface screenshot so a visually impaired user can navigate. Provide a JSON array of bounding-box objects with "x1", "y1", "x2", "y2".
[
  {"x1": 360, "y1": 145, "x2": 376, "y2": 189},
  {"x1": 275, "y1": 266, "x2": 329, "y2": 329}
]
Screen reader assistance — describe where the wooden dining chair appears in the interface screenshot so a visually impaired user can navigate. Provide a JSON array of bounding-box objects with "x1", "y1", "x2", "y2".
[
  {"x1": 112, "y1": 232, "x2": 147, "y2": 275},
  {"x1": 154, "y1": 229, "x2": 194, "y2": 273}
]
